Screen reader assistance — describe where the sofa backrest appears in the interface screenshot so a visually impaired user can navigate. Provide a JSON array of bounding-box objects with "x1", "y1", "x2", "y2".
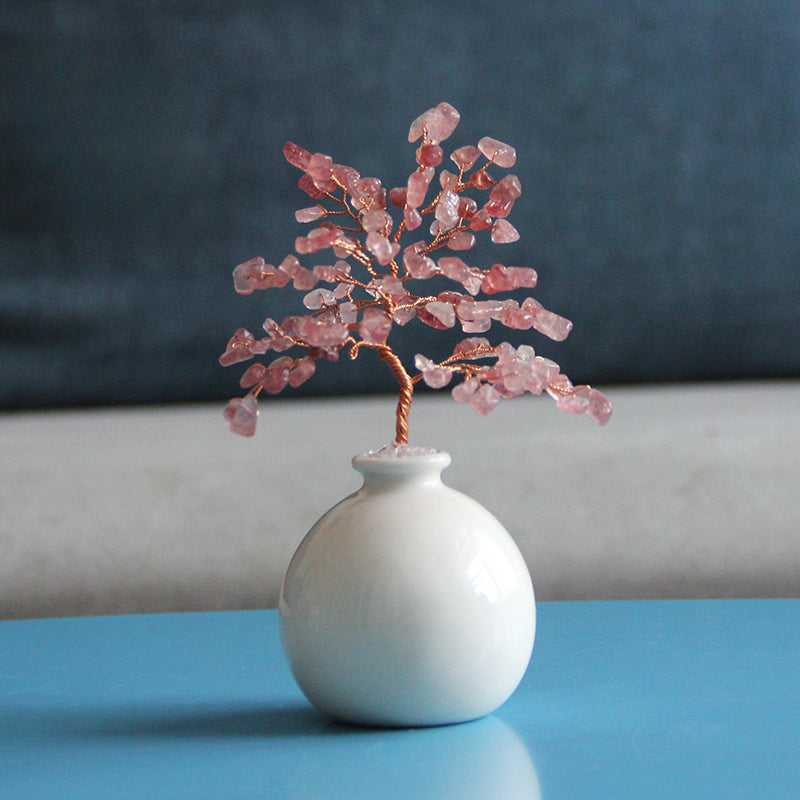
[{"x1": 2, "y1": 1, "x2": 798, "y2": 409}]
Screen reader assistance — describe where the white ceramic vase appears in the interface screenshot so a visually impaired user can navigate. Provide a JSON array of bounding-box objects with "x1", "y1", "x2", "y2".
[{"x1": 279, "y1": 446, "x2": 535, "y2": 727}]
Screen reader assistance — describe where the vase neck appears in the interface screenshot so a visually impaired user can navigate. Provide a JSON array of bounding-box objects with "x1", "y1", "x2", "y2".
[{"x1": 352, "y1": 447, "x2": 451, "y2": 489}]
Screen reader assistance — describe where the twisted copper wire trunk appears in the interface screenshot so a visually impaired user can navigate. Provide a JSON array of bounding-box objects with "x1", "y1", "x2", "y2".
[{"x1": 375, "y1": 346, "x2": 413, "y2": 444}]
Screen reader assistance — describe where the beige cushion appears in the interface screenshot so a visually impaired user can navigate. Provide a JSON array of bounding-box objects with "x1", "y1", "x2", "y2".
[{"x1": 1, "y1": 382, "x2": 797, "y2": 619}]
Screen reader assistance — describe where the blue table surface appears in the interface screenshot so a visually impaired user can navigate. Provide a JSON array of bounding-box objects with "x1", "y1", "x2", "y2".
[{"x1": 1, "y1": 599, "x2": 798, "y2": 799}]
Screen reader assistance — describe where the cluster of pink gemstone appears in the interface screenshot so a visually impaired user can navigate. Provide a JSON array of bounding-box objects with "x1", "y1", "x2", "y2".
[
  {"x1": 414, "y1": 338, "x2": 611, "y2": 424},
  {"x1": 221, "y1": 103, "x2": 611, "y2": 437}
]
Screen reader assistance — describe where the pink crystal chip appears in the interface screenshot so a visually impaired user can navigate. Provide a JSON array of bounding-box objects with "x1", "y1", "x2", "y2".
[
  {"x1": 366, "y1": 232, "x2": 400, "y2": 265},
  {"x1": 377, "y1": 275, "x2": 404, "y2": 299},
  {"x1": 469, "y1": 209, "x2": 493, "y2": 231},
  {"x1": 289, "y1": 356, "x2": 316, "y2": 388},
  {"x1": 521, "y1": 298, "x2": 573, "y2": 341},
  {"x1": 452, "y1": 377, "x2": 480, "y2": 403},
  {"x1": 555, "y1": 385, "x2": 611, "y2": 424},
  {"x1": 361, "y1": 209, "x2": 392, "y2": 233},
  {"x1": 491, "y1": 219, "x2": 520, "y2": 243},
  {"x1": 499, "y1": 301, "x2": 536, "y2": 330},
  {"x1": 404, "y1": 248, "x2": 438, "y2": 279},
  {"x1": 416, "y1": 143, "x2": 443, "y2": 167},
  {"x1": 481, "y1": 263, "x2": 538, "y2": 294},
  {"x1": 351, "y1": 177, "x2": 385, "y2": 211},
  {"x1": 469, "y1": 169, "x2": 495, "y2": 190},
  {"x1": 232, "y1": 258, "x2": 265, "y2": 294},
  {"x1": 297, "y1": 315, "x2": 349, "y2": 348},
  {"x1": 452, "y1": 337, "x2": 492, "y2": 358},
  {"x1": 404, "y1": 205, "x2": 423, "y2": 231},
  {"x1": 297, "y1": 173, "x2": 327, "y2": 199},
  {"x1": 438, "y1": 257, "x2": 483, "y2": 295},
  {"x1": 261, "y1": 357, "x2": 293, "y2": 394},
  {"x1": 478, "y1": 136, "x2": 517, "y2": 168},
  {"x1": 406, "y1": 168, "x2": 434, "y2": 209},
  {"x1": 359, "y1": 307, "x2": 392, "y2": 344},
  {"x1": 295, "y1": 205, "x2": 326, "y2": 223},
  {"x1": 238, "y1": 362, "x2": 268, "y2": 388},
  {"x1": 219, "y1": 328, "x2": 257, "y2": 366},
  {"x1": 283, "y1": 141, "x2": 312, "y2": 170},
  {"x1": 450, "y1": 145, "x2": 482, "y2": 170},
  {"x1": 470, "y1": 383, "x2": 502, "y2": 415},
  {"x1": 447, "y1": 230, "x2": 476, "y2": 251},
  {"x1": 424, "y1": 300, "x2": 456, "y2": 328},
  {"x1": 232, "y1": 257, "x2": 292, "y2": 294},
  {"x1": 414, "y1": 354, "x2": 452, "y2": 388},
  {"x1": 435, "y1": 189, "x2": 460, "y2": 230},
  {"x1": 305, "y1": 152, "x2": 335, "y2": 191},
  {"x1": 457, "y1": 196, "x2": 477, "y2": 219},
  {"x1": 585, "y1": 388, "x2": 612, "y2": 425},
  {"x1": 484, "y1": 175, "x2": 522, "y2": 218},
  {"x1": 388, "y1": 186, "x2": 407, "y2": 207},
  {"x1": 223, "y1": 394, "x2": 258, "y2": 437},
  {"x1": 439, "y1": 170, "x2": 459, "y2": 191},
  {"x1": 456, "y1": 300, "x2": 504, "y2": 331},
  {"x1": 408, "y1": 102, "x2": 461, "y2": 144},
  {"x1": 295, "y1": 225, "x2": 343, "y2": 255},
  {"x1": 313, "y1": 260, "x2": 351, "y2": 282},
  {"x1": 303, "y1": 288, "x2": 336, "y2": 309}
]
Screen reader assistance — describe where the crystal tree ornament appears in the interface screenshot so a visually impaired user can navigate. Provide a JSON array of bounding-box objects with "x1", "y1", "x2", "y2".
[{"x1": 221, "y1": 102, "x2": 611, "y2": 441}]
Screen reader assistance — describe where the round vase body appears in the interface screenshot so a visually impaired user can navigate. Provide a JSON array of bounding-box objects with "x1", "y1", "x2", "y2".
[{"x1": 279, "y1": 449, "x2": 535, "y2": 727}]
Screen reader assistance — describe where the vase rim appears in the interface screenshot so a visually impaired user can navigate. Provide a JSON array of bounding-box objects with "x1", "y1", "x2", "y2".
[{"x1": 352, "y1": 444, "x2": 451, "y2": 473}]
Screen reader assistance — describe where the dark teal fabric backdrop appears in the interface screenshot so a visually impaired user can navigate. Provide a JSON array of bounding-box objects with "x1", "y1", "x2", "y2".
[{"x1": 2, "y1": 0, "x2": 799, "y2": 408}]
